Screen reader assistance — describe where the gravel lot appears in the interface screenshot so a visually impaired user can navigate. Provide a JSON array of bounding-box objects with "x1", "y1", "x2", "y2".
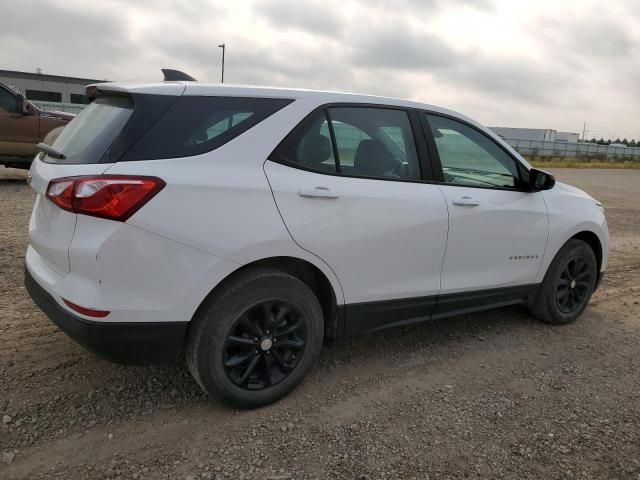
[{"x1": 1, "y1": 167, "x2": 639, "y2": 480}]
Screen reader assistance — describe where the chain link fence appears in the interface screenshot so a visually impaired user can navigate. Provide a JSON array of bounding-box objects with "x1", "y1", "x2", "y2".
[{"x1": 504, "y1": 138, "x2": 640, "y2": 160}]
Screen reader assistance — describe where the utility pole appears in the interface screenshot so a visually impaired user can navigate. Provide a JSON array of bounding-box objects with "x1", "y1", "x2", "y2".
[
  {"x1": 581, "y1": 121, "x2": 586, "y2": 142},
  {"x1": 218, "y1": 43, "x2": 225, "y2": 83}
]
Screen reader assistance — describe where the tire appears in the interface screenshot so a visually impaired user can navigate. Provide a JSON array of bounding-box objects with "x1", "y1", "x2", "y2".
[
  {"x1": 186, "y1": 268, "x2": 324, "y2": 408},
  {"x1": 529, "y1": 239, "x2": 598, "y2": 325}
]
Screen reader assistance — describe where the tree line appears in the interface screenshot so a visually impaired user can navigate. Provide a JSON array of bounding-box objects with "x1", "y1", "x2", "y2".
[{"x1": 583, "y1": 138, "x2": 638, "y2": 146}]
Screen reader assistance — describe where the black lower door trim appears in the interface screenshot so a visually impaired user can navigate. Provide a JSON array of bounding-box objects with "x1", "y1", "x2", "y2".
[
  {"x1": 431, "y1": 284, "x2": 537, "y2": 320},
  {"x1": 342, "y1": 296, "x2": 437, "y2": 336},
  {"x1": 340, "y1": 284, "x2": 538, "y2": 337}
]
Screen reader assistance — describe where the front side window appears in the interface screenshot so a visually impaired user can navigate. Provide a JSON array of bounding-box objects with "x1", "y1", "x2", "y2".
[
  {"x1": 427, "y1": 114, "x2": 520, "y2": 188},
  {"x1": 282, "y1": 106, "x2": 420, "y2": 180},
  {"x1": 0, "y1": 87, "x2": 17, "y2": 113}
]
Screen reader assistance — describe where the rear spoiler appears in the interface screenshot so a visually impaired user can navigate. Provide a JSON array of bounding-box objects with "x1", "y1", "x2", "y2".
[{"x1": 85, "y1": 69, "x2": 196, "y2": 99}]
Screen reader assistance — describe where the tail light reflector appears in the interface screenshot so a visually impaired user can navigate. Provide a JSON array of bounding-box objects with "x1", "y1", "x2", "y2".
[
  {"x1": 46, "y1": 175, "x2": 165, "y2": 221},
  {"x1": 63, "y1": 299, "x2": 110, "y2": 318}
]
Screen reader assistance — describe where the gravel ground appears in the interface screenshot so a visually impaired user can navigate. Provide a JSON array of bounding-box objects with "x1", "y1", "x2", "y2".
[{"x1": 1, "y1": 167, "x2": 639, "y2": 480}]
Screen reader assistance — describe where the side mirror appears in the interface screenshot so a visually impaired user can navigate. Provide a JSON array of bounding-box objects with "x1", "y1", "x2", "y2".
[
  {"x1": 529, "y1": 168, "x2": 555, "y2": 191},
  {"x1": 15, "y1": 94, "x2": 28, "y2": 114}
]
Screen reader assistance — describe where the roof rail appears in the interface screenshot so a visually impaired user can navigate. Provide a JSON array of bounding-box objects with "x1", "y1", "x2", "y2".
[{"x1": 161, "y1": 69, "x2": 197, "y2": 82}]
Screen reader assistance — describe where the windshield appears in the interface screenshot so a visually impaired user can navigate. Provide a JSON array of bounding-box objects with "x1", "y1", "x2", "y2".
[{"x1": 45, "y1": 96, "x2": 133, "y2": 164}]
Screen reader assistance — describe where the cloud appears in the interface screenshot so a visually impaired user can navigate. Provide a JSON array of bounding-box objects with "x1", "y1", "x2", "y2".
[
  {"x1": 365, "y1": 0, "x2": 494, "y2": 10},
  {"x1": 0, "y1": 0, "x2": 637, "y2": 139},
  {"x1": 350, "y1": 27, "x2": 463, "y2": 71},
  {"x1": 256, "y1": 0, "x2": 345, "y2": 37},
  {"x1": 347, "y1": 22, "x2": 570, "y2": 103},
  {"x1": 0, "y1": 1, "x2": 128, "y2": 78},
  {"x1": 533, "y1": 14, "x2": 636, "y2": 59}
]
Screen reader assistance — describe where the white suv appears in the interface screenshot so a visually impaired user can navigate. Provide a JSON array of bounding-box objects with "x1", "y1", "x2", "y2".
[{"x1": 25, "y1": 80, "x2": 609, "y2": 407}]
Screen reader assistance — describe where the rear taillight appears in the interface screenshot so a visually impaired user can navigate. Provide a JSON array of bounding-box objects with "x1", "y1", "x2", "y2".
[{"x1": 46, "y1": 175, "x2": 165, "y2": 222}]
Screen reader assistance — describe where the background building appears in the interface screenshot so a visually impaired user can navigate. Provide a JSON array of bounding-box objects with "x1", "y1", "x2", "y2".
[
  {"x1": 554, "y1": 131, "x2": 580, "y2": 143},
  {"x1": 0, "y1": 69, "x2": 105, "y2": 114},
  {"x1": 490, "y1": 127, "x2": 580, "y2": 143},
  {"x1": 490, "y1": 126, "x2": 639, "y2": 158}
]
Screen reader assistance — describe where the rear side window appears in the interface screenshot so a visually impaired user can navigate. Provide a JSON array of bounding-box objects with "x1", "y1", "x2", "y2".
[
  {"x1": 279, "y1": 106, "x2": 421, "y2": 180},
  {"x1": 287, "y1": 111, "x2": 337, "y2": 173},
  {"x1": 46, "y1": 96, "x2": 133, "y2": 164},
  {"x1": 122, "y1": 96, "x2": 293, "y2": 161}
]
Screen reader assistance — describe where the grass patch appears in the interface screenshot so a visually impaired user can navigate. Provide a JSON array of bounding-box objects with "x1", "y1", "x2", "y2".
[{"x1": 525, "y1": 156, "x2": 640, "y2": 169}]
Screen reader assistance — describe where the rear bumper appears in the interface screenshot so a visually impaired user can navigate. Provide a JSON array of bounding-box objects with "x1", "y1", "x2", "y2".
[{"x1": 25, "y1": 268, "x2": 187, "y2": 365}]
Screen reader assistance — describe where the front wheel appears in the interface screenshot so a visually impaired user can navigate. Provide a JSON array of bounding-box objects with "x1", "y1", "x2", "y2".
[
  {"x1": 529, "y1": 239, "x2": 598, "y2": 325},
  {"x1": 186, "y1": 269, "x2": 324, "y2": 408}
]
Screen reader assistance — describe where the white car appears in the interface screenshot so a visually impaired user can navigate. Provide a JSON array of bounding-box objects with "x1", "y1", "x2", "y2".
[{"x1": 25, "y1": 79, "x2": 609, "y2": 407}]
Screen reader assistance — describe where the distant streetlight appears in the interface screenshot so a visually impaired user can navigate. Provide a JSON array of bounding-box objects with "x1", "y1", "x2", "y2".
[{"x1": 218, "y1": 43, "x2": 225, "y2": 83}]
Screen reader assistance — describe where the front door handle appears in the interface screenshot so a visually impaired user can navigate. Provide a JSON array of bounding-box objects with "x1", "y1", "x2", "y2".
[
  {"x1": 298, "y1": 186, "x2": 339, "y2": 199},
  {"x1": 452, "y1": 196, "x2": 480, "y2": 206}
]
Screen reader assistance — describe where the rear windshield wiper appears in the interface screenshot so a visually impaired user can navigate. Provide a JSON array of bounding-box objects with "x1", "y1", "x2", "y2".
[{"x1": 36, "y1": 143, "x2": 66, "y2": 160}]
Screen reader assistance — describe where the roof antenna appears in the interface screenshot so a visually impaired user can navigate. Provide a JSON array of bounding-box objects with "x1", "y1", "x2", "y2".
[{"x1": 161, "y1": 69, "x2": 197, "y2": 81}]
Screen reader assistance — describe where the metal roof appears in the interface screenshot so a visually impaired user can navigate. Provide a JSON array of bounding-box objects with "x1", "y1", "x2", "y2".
[{"x1": 0, "y1": 69, "x2": 105, "y2": 85}]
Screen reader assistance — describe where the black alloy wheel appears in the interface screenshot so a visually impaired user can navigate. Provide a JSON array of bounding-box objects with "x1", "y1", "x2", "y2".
[
  {"x1": 529, "y1": 238, "x2": 598, "y2": 325},
  {"x1": 555, "y1": 255, "x2": 593, "y2": 313},
  {"x1": 186, "y1": 268, "x2": 324, "y2": 408},
  {"x1": 223, "y1": 300, "x2": 307, "y2": 390}
]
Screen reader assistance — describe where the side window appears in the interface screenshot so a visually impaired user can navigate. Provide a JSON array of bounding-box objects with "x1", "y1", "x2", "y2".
[
  {"x1": 282, "y1": 107, "x2": 421, "y2": 180},
  {"x1": 426, "y1": 114, "x2": 520, "y2": 188},
  {"x1": 122, "y1": 97, "x2": 293, "y2": 161},
  {"x1": 328, "y1": 119, "x2": 370, "y2": 168},
  {"x1": 192, "y1": 110, "x2": 256, "y2": 145},
  {"x1": 329, "y1": 108, "x2": 420, "y2": 180},
  {"x1": 287, "y1": 111, "x2": 337, "y2": 173},
  {"x1": 0, "y1": 87, "x2": 17, "y2": 113},
  {"x1": 380, "y1": 126, "x2": 407, "y2": 155}
]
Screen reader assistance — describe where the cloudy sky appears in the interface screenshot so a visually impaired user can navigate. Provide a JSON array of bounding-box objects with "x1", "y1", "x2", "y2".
[{"x1": 2, "y1": 0, "x2": 638, "y2": 139}]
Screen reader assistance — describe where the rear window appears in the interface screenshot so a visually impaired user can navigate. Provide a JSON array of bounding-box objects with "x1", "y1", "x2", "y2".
[
  {"x1": 46, "y1": 96, "x2": 133, "y2": 164},
  {"x1": 121, "y1": 96, "x2": 293, "y2": 161}
]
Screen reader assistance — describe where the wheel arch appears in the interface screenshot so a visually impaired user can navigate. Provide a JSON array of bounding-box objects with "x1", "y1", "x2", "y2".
[
  {"x1": 191, "y1": 256, "x2": 342, "y2": 339},
  {"x1": 537, "y1": 229, "x2": 605, "y2": 291},
  {"x1": 571, "y1": 230, "x2": 603, "y2": 274}
]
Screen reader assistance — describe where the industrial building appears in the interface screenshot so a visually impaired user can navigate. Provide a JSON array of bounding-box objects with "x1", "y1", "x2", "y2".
[
  {"x1": 490, "y1": 127, "x2": 639, "y2": 158},
  {"x1": 0, "y1": 69, "x2": 105, "y2": 114},
  {"x1": 490, "y1": 127, "x2": 580, "y2": 143}
]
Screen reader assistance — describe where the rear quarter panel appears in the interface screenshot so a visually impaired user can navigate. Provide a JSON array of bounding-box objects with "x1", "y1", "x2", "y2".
[{"x1": 102, "y1": 99, "x2": 345, "y2": 306}]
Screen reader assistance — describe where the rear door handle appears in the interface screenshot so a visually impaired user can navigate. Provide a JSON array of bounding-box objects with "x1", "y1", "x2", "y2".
[
  {"x1": 452, "y1": 196, "x2": 480, "y2": 206},
  {"x1": 298, "y1": 186, "x2": 339, "y2": 199}
]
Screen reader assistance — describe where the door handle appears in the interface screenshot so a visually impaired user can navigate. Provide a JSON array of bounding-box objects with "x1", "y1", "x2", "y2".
[
  {"x1": 452, "y1": 196, "x2": 480, "y2": 206},
  {"x1": 298, "y1": 186, "x2": 339, "y2": 199}
]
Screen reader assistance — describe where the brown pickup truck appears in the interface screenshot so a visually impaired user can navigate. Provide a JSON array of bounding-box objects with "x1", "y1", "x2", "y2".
[{"x1": 0, "y1": 81, "x2": 73, "y2": 169}]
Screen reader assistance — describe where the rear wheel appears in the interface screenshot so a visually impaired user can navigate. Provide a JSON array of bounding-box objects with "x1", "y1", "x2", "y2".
[
  {"x1": 529, "y1": 239, "x2": 597, "y2": 325},
  {"x1": 186, "y1": 269, "x2": 323, "y2": 408}
]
